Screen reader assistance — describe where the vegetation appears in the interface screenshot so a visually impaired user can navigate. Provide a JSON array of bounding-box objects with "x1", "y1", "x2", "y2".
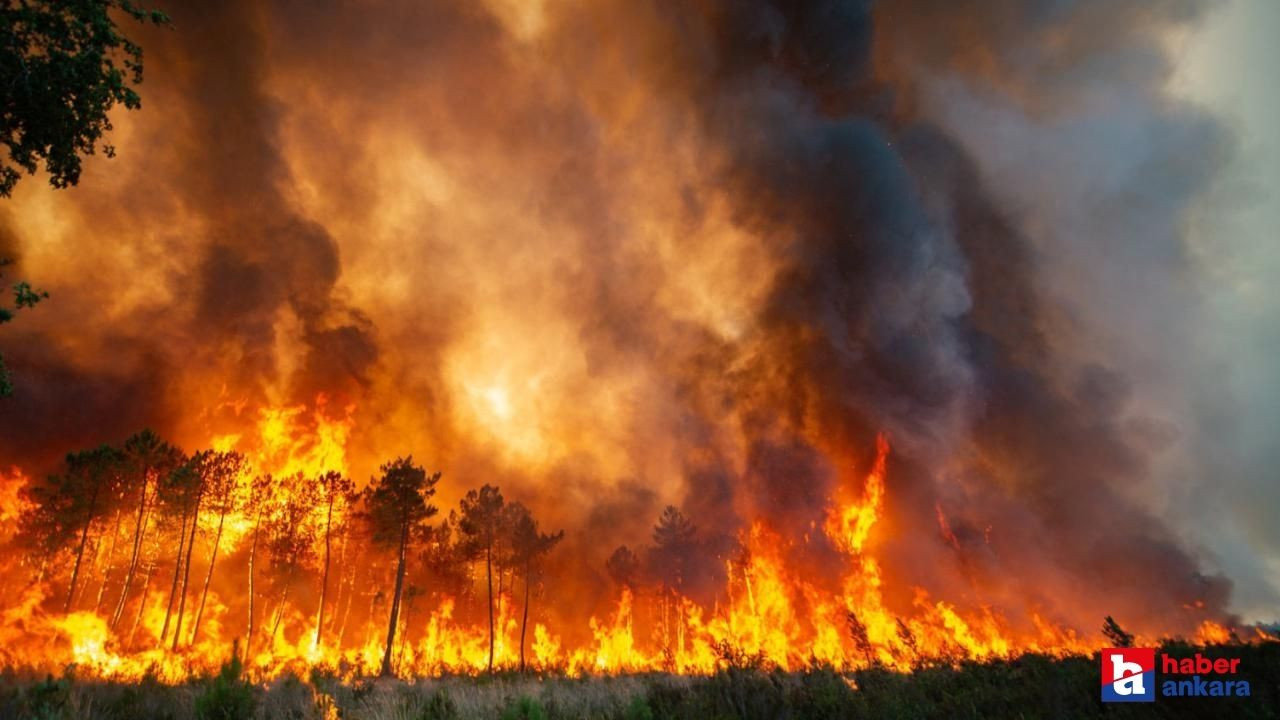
[
  {"x1": 362, "y1": 457, "x2": 440, "y2": 677},
  {"x1": 1, "y1": 1, "x2": 166, "y2": 397},
  {"x1": 193, "y1": 649, "x2": 256, "y2": 720},
  {"x1": 0, "y1": 258, "x2": 48, "y2": 396},
  {"x1": 0, "y1": 641, "x2": 1276, "y2": 719},
  {"x1": 0, "y1": 0, "x2": 169, "y2": 197},
  {"x1": 456, "y1": 484, "x2": 507, "y2": 674},
  {"x1": 13, "y1": 430, "x2": 575, "y2": 678}
]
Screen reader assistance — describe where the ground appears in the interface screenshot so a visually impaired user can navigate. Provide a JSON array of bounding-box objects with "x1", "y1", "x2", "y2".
[{"x1": 2, "y1": 642, "x2": 1277, "y2": 719}]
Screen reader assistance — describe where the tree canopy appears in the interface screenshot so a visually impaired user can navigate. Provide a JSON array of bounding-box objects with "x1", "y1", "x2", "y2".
[{"x1": 1, "y1": 0, "x2": 169, "y2": 197}]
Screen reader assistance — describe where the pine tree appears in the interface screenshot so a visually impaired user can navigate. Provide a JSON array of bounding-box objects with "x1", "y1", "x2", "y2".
[
  {"x1": 362, "y1": 457, "x2": 439, "y2": 677},
  {"x1": 457, "y1": 484, "x2": 506, "y2": 673},
  {"x1": 507, "y1": 502, "x2": 563, "y2": 672},
  {"x1": 313, "y1": 470, "x2": 355, "y2": 651}
]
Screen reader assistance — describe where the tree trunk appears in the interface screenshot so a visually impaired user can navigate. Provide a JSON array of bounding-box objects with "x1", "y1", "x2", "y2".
[
  {"x1": 190, "y1": 508, "x2": 226, "y2": 645},
  {"x1": 520, "y1": 557, "x2": 531, "y2": 672},
  {"x1": 330, "y1": 529, "x2": 350, "y2": 645},
  {"x1": 269, "y1": 577, "x2": 292, "y2": 645},
  {"x1": 129, "y1": 557, "x2": 154, "y2": 647},
  {"x1": 246, "y1": 516, "x2": 261, "y2": 661},
  {"x1": 337, "y1": 559, "x2": 356, "y2": 648},
  {"x1": 159, "y1": 508, "x2": 189, "y2": 645},
  {"x1": 396, "y1": 591, "x2": 415, "y2": 669},
  {"x1": 486, "y1": 543, "x2": 495, "y2": 673},
  {"x1": 94, "y1": 509, "x2": 124, "y2": 612},
  {"x1": 380, "y1": 523, "x2": 409, "y2": 677},
  {"x1": 112, "y1": 470, "x2": 150, "y2": 629},
  {"x1": 64, "y1": 480, "x2": 102, "y2": 613},
  {"x1": 314, "y1": 495, "x2": 335, "y2": 650},
  {"x1": 75, "y1": 530, "x2": 104, "y2": 610},
  {"x1": 171, "y1": 494, "x2": 202, "y2": 650}
]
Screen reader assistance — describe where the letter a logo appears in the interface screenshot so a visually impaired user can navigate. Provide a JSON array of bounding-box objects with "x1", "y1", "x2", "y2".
[
  {"x1": 1101, "y1": 648, "x2": 1155, "y2": 702},
  {"x1": 1112, "y1": 655, "x2": 1144, "y2": 695}
]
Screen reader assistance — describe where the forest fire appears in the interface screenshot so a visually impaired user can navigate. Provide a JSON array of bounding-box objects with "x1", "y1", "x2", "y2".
[
  {"x1": 0, "y1": 416, "x2": 1249, "y2": 682},
  {"x1": 0, "y1": 0, "x2": 1273, "y2": 701}
]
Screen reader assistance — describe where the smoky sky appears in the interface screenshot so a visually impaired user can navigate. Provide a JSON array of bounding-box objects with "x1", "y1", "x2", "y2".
[{"x1": 0, "y1": 0, "x2": 1265, "y2": 633}]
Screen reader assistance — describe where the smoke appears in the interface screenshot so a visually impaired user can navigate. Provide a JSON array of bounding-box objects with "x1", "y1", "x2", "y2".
[{"x1": 0, "y1": 0, "x2": 1252, "y2": 635}]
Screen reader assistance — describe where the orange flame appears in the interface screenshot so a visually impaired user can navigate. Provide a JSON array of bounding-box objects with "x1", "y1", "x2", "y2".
[{"x1": 0, "y1": 420, "x2": 1261, "y2": 681}]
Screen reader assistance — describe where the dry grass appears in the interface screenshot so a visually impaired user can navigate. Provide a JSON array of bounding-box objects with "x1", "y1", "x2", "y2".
[{"x1": 3, "y1": 641, "x2": 1277, "y2": 719}]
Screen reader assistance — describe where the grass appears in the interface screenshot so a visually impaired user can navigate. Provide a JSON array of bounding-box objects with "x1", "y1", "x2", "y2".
[{"x1": 0, "y1": 642, "x2": 1276, "y2": 719}]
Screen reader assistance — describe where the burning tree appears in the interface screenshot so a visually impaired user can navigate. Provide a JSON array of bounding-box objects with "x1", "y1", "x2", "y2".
[
  {"x1": 188, "y1": 450, "x2": 247, "y2": 646},
  {"x1": 110, "y1": 430, "x2": 182, "y2": 630},
  {"x1": 244, "y1": 473, "x2": 274, "y2": 660},
  {"x1": 606, "y1": 545, "x2": 641, "y2": 591},
  {"x1": 648, "y1": 506, "x2": 697, "y2": 656},
  {"x1": 313, "y1": 470, "x2": 355, "y2": 651},
  {"x1": 456, "y1": 484, "x2": 506, "y2": 674},
  {"x1": 16, "y1": 445, "x2": 127, "y2": 613},
  {"x1": 262, "y1": 472, "x2": 321, "y2": 647},
  {"x1": 362, "y1": 456, "x2": 439, "y2": 677},
  {"x1": 156, "y1": 453, "x2": 202, "y2": 649},
  {"x1": 507, "y1": 501, "x2": 564, "y2": 672}
]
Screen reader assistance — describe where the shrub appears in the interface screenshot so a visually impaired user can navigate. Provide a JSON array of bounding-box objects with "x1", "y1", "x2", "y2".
[
  {"x1": 194, "y1": 651, "x2": 256, "y2": 720},
  {"x1": 21, "y1": 673, "x2": 73, "y2": 720},
  {"x1": 417, "y1": 688, "x2": 458, "y2": 720},
  {"x1": 624, "y1": 694, "x2": 654, "y2": 720},
  {"x1": 500, "y1": 694, "x2": 547, "y2": 720}
]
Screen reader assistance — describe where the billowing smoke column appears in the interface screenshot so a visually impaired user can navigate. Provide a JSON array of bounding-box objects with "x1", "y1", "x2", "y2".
[{"x1": 0, "y1": 0, "x2": 1245, "y2": 671}]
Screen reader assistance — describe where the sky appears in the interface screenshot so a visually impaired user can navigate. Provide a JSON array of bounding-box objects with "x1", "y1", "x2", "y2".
[{"x1": 1170, "y1": 0, "x2": 1280, "y2": 621}]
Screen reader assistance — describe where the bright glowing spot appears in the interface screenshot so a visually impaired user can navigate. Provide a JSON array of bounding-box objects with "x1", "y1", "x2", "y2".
[{"x1": 483, "y1": 385, "x2": 513, "y2": 420}]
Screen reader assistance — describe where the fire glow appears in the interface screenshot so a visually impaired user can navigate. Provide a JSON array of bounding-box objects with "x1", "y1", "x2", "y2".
[
  {"x1": 0, "y1": 411, "x2": 1253, "y2": 681},
  {"x1": 0, "y1": 0, "x2": 1270, "y2": 686}
]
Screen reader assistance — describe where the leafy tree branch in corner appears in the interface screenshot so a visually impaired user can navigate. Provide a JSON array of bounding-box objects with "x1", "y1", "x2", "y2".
[{"x1": 1, "y1": 0, "x2": 170, "y2": 197}]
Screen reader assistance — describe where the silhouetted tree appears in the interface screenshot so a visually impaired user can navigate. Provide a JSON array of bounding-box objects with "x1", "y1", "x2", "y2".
[
  {"x1": 648, "y1": 506, "x2": 696, "y2": 652},
  {"x1": 649, "y1": 506, "x2": 695, "y2": 594},
  {"x1": 16, "y1": 473, "x2": 79, "y2": 579},
  {"x1": 157, "y1": 454, "x2": 200, "y2": 646},
  {"x1": 313, "y1": 470, "x2": 354, "y2": 651},
  {"x1": 111, "y1": 430, "x2": 182, "y2": 629},
  {"x1": 189, "y1": 450, "x2": 247, "y2": 646},
  {"x1": 2, "y1": 2, "x2": 165, "y2": 394},
  {"x1": 50, "y1": 446, "x2": 126, "y2": 612},
  {"x1": 169, "y1": 451, "x2": 225, "y2": 650},
  {"x1": 363, "y1": 457, "x2": 439, "y2": 677},
  {"x1": 606, "y1": 545, "x2": 641, "y2": 590},
  {"x1": 263, "y1": 472, "x2": 320, "y2": 646},
  {"x1": 16, "y1": 446, "x2": 122, "y2": 607},
  {"x1": 507, "y1": 502, "x2": 563, "y2": 672},
  {"x1": 457, "y1": 484, "x2": 506, "y2": 673},
  {"x1": 0, "y1": 0, "x2": 169, "y2": 197},
  {"x1": 419, "y1": 518, "x2": 470, "y2": 600},
  {"x1": 1103, "y1": 616, "x2": 1135, "y2": 648},
  {"x1": 244, "y1": 473, "x2": 273, "y2": 660}
]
